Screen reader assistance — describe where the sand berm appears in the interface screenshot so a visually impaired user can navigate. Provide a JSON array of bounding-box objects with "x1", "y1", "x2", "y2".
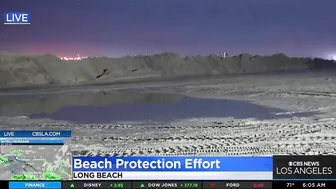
[{"x1": 0, "y1": 51, "x2": 334, "y2": 87}]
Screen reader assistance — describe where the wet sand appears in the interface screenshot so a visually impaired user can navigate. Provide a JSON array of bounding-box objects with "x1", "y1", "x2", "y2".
[{"x1": 0, "y1": 71, "x2": 336, "y2": 156}]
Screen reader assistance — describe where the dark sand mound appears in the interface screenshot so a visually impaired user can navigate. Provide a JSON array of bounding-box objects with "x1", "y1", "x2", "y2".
[{"x1": 0, "y1": 52, "x2": 334, "y2": 87}]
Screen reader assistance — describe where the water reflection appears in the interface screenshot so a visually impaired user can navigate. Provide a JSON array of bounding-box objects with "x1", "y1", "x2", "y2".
[{"x1": 0, "y1": 90, "x2": 316, "y2": 123}]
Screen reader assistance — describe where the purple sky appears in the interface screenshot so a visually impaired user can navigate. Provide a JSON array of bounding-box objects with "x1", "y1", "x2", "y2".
[{"x1": 0, "y1": 0, "x2": 335, "y2": 58}]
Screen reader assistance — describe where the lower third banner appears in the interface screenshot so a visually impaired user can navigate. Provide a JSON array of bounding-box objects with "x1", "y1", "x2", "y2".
[{"x1": 71, "y1": 156, "x2": 272, "y2": 180}]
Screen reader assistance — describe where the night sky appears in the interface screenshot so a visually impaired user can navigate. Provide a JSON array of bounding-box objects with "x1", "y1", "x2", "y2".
[{"x1": 0, "y1": 0, "x2": 335, "y2": 58}]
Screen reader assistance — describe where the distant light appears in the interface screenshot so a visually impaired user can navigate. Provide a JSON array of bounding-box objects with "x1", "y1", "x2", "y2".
[
  {"x1": 324, "y1": 52, "x2": 336, "y2": 60},
  {"x1": 60, "y1": 55, "x2": 88, "y2": 61},
  {"x1": 331, "y1": 54, "x2": 336, "y2": 60}
]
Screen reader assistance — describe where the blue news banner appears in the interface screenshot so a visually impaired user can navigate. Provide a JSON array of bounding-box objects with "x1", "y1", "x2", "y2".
[
  {"x1": 0, "y1": 130, "x2": 71, "y2": 138},
  {"x1": 72, "y1": 156, "x2": 273, "y2": 180},
  {"x1": 72, "y1": 156, "x2": 272, "y2": 172},
  {"x1": 0, "y1": 130, "x2": 70, "y2": 145}
]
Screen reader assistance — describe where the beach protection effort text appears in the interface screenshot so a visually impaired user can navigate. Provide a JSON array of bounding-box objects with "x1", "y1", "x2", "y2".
[
  {"x1": 72, "y1": 156, "x2": 272, "y2": 172},
  {"x1": 74, "y1": 158, "x2": 220, "y2": 170}
]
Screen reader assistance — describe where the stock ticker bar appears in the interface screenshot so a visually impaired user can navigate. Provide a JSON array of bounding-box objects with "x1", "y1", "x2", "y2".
[{"x1": 0, "y1": 180, "x2": 336, "y2": 189}]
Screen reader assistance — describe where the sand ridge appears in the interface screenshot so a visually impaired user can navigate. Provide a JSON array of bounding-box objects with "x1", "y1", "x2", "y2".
[{"x1": 0, "y1": 51, "x2": 335, "y2": 87}]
